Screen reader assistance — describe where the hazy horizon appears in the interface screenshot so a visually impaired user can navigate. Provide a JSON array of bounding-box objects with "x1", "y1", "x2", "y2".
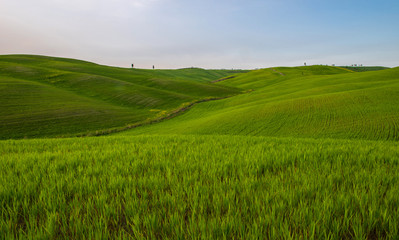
[{"x1": 1, "y1": 0, "x2": 398, "y2": 69}]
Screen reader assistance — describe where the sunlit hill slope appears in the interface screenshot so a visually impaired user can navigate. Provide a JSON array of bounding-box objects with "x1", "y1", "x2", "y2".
[{"x1": 123, "y1": 65, "x2": 399, "y2": 141}]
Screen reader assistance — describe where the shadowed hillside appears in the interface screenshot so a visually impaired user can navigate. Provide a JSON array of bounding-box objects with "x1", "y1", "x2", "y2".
[
  {"x1": 339, "y1": 66, "x2": 389, "y2": 72},
  {"x1": 0, "y1": 55, "x2": 243, "y2": 139}
]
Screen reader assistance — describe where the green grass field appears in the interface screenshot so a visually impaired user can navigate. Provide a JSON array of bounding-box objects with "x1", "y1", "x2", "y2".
[
  {"x1": 1, "y1": 55, "x2": 399, "y2": 239},
  {"x1": 1, "y1": 135, "x2": 399, "y2": 239}
]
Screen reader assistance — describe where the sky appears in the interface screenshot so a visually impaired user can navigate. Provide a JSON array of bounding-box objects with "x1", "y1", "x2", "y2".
[{"x1": 1, "y1": 0, "x2": 398, "y2": 69}]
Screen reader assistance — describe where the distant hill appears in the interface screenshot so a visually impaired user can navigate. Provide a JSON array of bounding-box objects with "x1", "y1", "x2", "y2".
[
  {"x1": 339, "y1": 66, "x2": 389, "y2": 72},
  {"x1": 0, "y1": 55, "x2": 243, "y2": 139},
  {"x1": 2, "y1": 54, "x2": 398, "y2": 141}
]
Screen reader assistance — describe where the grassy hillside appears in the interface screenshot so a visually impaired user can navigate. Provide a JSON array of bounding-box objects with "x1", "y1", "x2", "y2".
[
  {"x1": 122, "y1": 66, "x2": 399, "y2": 141},
  {"x1": 0, "y1": 55, "x2": 243, "y2": 139}
]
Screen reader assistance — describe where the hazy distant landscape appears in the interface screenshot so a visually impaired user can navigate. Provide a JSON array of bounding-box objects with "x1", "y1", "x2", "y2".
[{"x1": 1, "y1": 54, "x2": 398, "y2": 239}]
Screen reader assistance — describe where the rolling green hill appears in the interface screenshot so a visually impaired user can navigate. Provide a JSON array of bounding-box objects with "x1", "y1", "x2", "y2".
[
  {"x1": 121, "y1": 66, "x2": 399, "y2": 141},
  {"x1": 0, "y1": 55, "x2": 243, "y2": 139}
]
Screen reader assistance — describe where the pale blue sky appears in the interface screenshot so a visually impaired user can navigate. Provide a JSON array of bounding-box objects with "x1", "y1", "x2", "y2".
[{"x1": 1, "y1": 0, "x2": 398, "y2": 68}]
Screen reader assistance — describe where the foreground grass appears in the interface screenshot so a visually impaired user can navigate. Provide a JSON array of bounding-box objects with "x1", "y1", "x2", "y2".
[{"x1": 1, "y1": 135, "x2": 398, "y2": 239}]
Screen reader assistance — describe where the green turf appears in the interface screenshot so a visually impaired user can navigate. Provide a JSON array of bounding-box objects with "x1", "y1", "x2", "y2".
[{"x1": 0, "y1": 55, "x2": 243, "y2": 139}]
